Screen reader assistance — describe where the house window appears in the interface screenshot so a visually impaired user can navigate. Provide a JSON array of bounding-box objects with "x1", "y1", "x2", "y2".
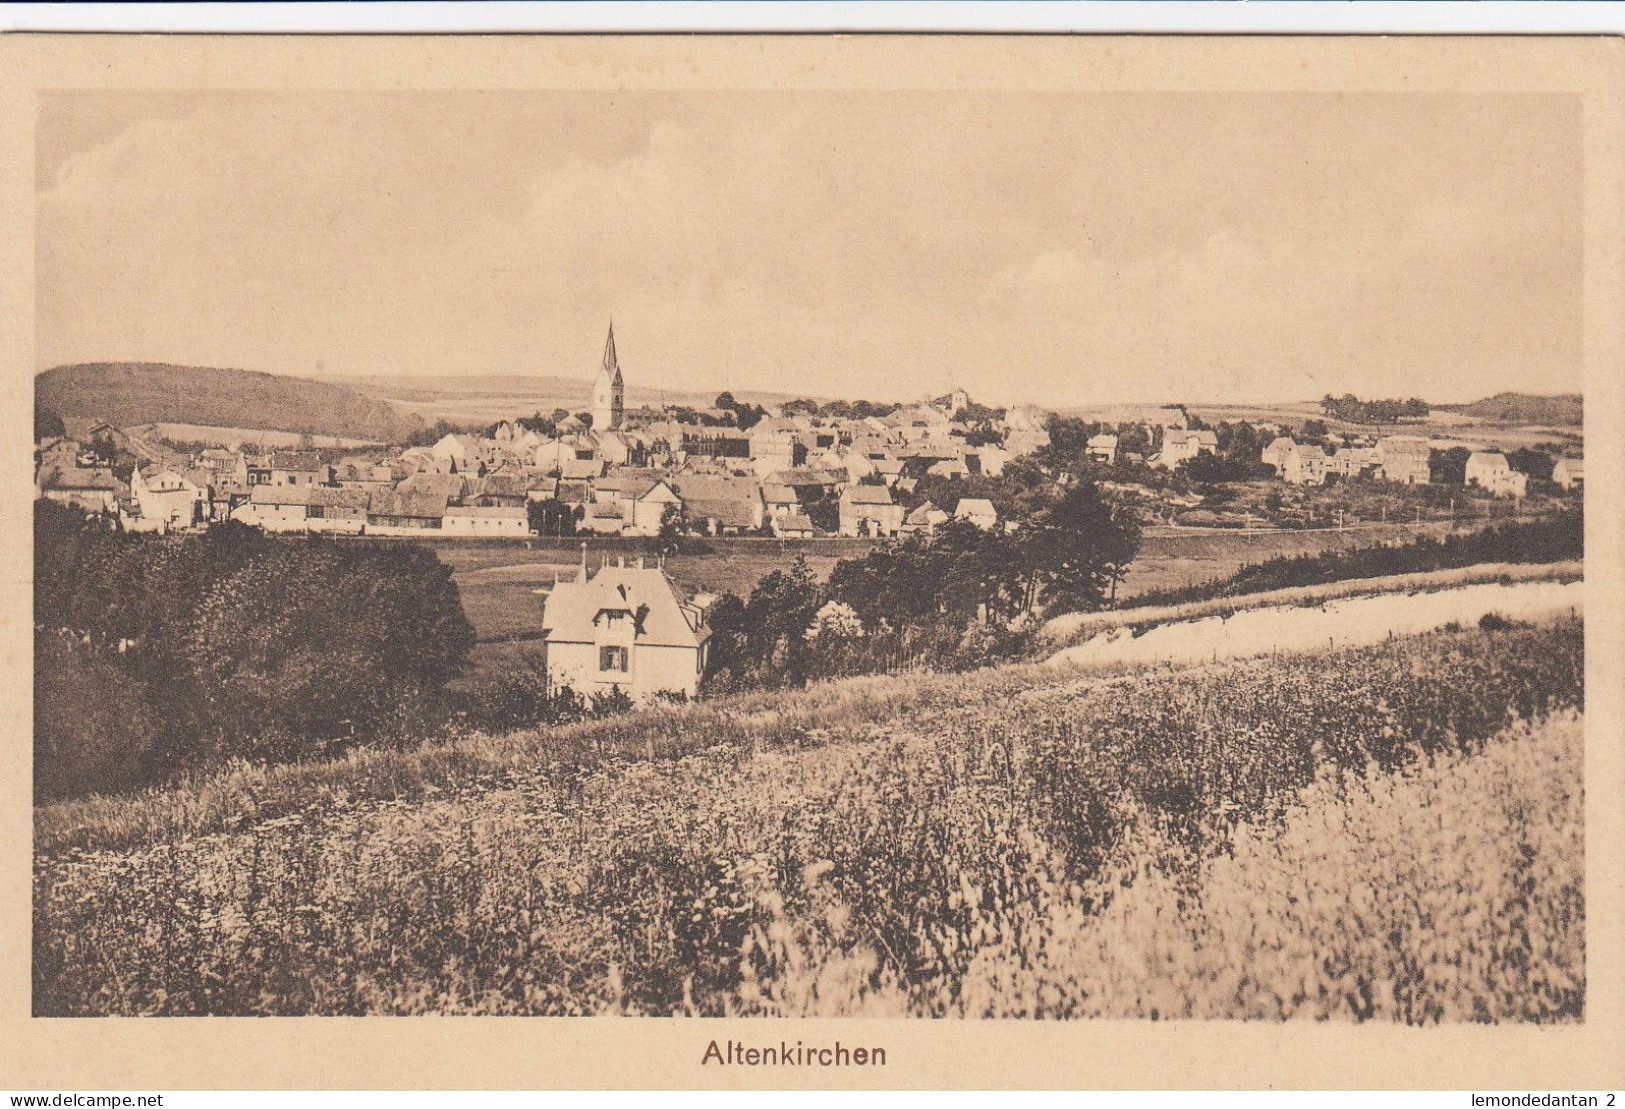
[{"x1": 599, "y1": 646, "x2": 629, "y2": 673}]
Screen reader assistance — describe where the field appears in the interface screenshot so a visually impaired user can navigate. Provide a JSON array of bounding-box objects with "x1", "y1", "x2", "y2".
[
  {"x1": 334, "y1": 373, "x2": 805, "y2": 427},
  {"x1": 1120, "y1": 520, "x2": 1479, "y2": 599},
  {"x1": 133, "y1": 423, "x2": 384, "y2": 450},
  {"x1": 34, "y1": 615, "x2": 1584, "y2": 1019}
]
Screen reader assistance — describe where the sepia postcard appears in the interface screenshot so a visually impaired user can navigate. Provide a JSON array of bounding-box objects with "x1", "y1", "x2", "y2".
[{"x1": 1, "y1": 31, "x2": 1622, "y2": 1091}]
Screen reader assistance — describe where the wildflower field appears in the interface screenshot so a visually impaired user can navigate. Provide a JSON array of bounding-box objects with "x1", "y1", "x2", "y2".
[{"x1": 34, "y1": 617, "x2": 1584, "y2": 1020}]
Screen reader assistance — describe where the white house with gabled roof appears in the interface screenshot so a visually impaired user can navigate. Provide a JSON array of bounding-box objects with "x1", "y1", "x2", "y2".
[{"x1": 540, "y1": 558, "x2": 712, "y2": 701}]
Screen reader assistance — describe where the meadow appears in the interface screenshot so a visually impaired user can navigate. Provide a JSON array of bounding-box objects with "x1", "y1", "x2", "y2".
[{"x1": 35, "y1": 616, "x2": 1583, "y2": 1020}]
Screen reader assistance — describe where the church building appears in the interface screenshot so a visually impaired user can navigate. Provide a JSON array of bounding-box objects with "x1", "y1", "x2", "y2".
[{"x1": 593, "y1": 323, "x2": 626, "y2": 431}]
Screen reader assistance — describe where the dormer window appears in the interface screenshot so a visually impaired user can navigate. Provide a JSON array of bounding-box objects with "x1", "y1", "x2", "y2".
[{"x1": 599, "y1": 646, "x2": 629, "y2": 673}]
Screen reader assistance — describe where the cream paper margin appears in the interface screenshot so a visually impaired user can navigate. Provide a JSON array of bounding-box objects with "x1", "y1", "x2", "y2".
[{"x1": 0, "y1": 33, "x2": 1619, "y2": 1091}]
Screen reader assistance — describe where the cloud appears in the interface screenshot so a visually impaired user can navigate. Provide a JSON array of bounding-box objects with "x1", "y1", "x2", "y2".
[{"x1": 35, "y1": 91, "x2": 1582, "y2": 406}]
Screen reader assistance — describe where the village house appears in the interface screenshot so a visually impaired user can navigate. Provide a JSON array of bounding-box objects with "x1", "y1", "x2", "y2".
[
  {"x1": 772, "y1": 511, "x2": 816, "y2": 538},
  {"x1": 1086, "y1": 433, "x2": 1119, "y2": 466},
  {"x1": 1553, "y1": 457, "x2": 1584, "y2": 491},
  {"x1": 971, "y1": 444, "x2": 1012, "y2": 477},
  {"x1": 237, "y1": 484, "x2": 316, "y2": 531},
  {"x1": 953, "y1": 497, "x2": 999, "y2": 530},
  {"x1": 305, "y1": 487, "x2": 370, "y2": 533},
  {"x1": 902, "y1": 500, "x2": 950, "y2": 535},
  {"x1": 838, "y1": 484, "x2": 905, "y2": 537},
  {"x1": 1282, "y1": 443, "x2": 1331, "y2": 486},
  {"x1": 1376, "y1": 436, "x2": 1433, "y2": 485},
  {"x1": 1154, "y1": 428, "x2": 1218, "y2": 469},
  {"x1": 1465, "y1": 451, "x2": 1529, "y2": 498},
  {"x1": 539, "y1": 558, "x2": 712, "y2": 702},
  {"x1": 1261, "y1": 436, "x2": 1297, "y2": 473},
  {"x1": 130, "y1": 466, "x2": 205, "y2": 531},
  {"x1": 761, "y1": 483, "x2": 800, "y2": 517},
  {"x1": 268, "y1": 450, "x2": 331, "y2": 487},
  {"x1": 365, "y1": 488, "x2": 450, "y2": 534},
  {"x1": 673, "y1": 474, "x2": 765, "y2": 535},
  {"x1": 38, "y1": 465, "x2": 124, "y2": 515}
]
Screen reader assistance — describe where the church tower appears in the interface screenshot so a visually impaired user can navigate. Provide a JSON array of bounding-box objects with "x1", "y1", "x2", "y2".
[{"x1": 592, "y1": 322, "x2": 625, "y2": 431}]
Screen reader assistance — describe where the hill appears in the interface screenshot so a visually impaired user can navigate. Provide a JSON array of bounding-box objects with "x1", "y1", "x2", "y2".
[
  {"x1": 1439, "y1": 392, "x2": 1583, "y2": 426},
  {"x1": 330, "y1": 372, "x2": 816, "y2": 426},
  {"x1": 36, "y1": 363, "x2": 423, "y2": 443}
]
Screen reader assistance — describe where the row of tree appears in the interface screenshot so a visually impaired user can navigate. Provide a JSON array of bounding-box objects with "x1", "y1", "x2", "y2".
[{"x1": 1319, "y1": 393, "x2": 1430, "y2": 425}]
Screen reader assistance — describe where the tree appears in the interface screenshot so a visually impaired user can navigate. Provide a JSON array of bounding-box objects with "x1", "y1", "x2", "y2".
[
  {"x1": 1506, "y1": 447, "x2": 1555, "y2": 483},
  {"x1": 528, "y1": 497, "x2": 577, "y2": 537},
  {"x1": 34, "y1": 632, "x2": 163, "y2": 801},
  {"x1": 658, "y1": 503, "x2": 683, "y2": 541},
  {"x1": 35, "y1": 406, "x2": 65, "y2": 442},
  {"x1": 740, "y1": 556, "x2": 822, "y2": 685},
  {"x1": 1024, "y1": 482, "x2": 1141, "y2": 614},
  {"x1": 714, "y1": 391, "x2": 736, "y2": 411},
  {"x1": 1430, "y1": 446, "x2": 1473, "y2": 486}
]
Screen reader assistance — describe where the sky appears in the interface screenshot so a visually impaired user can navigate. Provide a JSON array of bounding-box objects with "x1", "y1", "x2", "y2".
[{"x1": 36, "y1": 89, "x2": 1583, "y2": 407}]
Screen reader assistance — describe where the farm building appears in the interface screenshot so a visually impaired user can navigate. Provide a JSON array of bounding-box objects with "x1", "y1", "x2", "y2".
[
  {"x1": 441, "y1": 505, "x2": 530, "y2": 537},
  {"x1": 1553, "y1": 457, "x2": 1584, "y2": 491},
  {"x1": 1376, "y1": 436, "x2": 1432, "y2": 485},
  {"x1": 1465, "y1": 451, "x2": 1528, "y2": 498},
  {"x1": 539, "y1": 559, "x2": 712, "y2": 702},
  {"x1": 1154, "y1": 429, "x2": 1217, "y2": 469},
  {"x1": 839, "y1": 484, "x2": 905, "y2": 537}
]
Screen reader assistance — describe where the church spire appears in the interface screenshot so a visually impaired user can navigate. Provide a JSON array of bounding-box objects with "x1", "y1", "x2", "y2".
[{"x1": 602, "y1": 321, "x2": 622, "y2": 383}]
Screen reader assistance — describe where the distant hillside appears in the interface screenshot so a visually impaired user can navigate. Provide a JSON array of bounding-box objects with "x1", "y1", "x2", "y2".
[
  {"x1": 331, "y1": 373, "x2": 816, "y2": 426},
  {"x1": 1439, "y1": 393, "x2": 1583, "y2": 427},
  {"x1": 36, "y1": 363, "x2": 423, "y2": 443}
]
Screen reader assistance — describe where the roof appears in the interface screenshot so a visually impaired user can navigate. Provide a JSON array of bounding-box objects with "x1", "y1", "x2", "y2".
[
  {"x1": 1378, "y1": 435, "x2": 1432, "y2": 455},
  {"x1": 251, "y1": 484, "x2": 316, "y2": 506},
  {"x1": 842, "y1": 485, "x2": 894, "y2": 506},
  {"x1": 542, "y1": 564, "x2": 709, "y2": 650},
  {"x1": 473, "y1": 473, "x2": 531, "y2": 500},
  {"x1": 761, "y1": 484, "x2": 800, "y2": 504},
  {"x1": 312, "y1": 487, "x2": 371, "y2": 510},
  {"x1": 560, "y1": 458, "x2": 605, "y2": 481},
  {"x1": 41, "y1": 466, "x2": 122, "y2": 492},
  {"x1": 776, "y1": 512, "x2": 815, "y2": 532},
  {"x1": 955, "y1": 498, "x2": 997, "y2": 518},
  {"x1": 398, "y1": 471, "x2": 465, "y2": 501},
  {"x1": 1265, "y1": 436, "x2": 1296, "y2": 451},
  {"x1": 1087, "y1": 433, "x2": 1119, "y2": 448},
  {"x1": 269, "y1": 450, "x2": 324, "y2": 472},
  {"x1": 685, "y1": 497, "x2": 760, "y2": 529},
  {"x1": 1166, "y1": 429, "x2": 1218, "y2": 446},
  {"x1": 367, "y1": 488, "x2": 449, "y2": 519},
  {"x1": 905, "y1": 501, "x2": 944, "y2": 526}
]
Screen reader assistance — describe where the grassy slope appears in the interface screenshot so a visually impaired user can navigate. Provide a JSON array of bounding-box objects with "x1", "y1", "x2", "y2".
[
  {"x1": 33, "y1": 620, "x2": 1583, "y2": 1016},
  {"x1": 36, "y1": 362, "x2": 423, "y2": 443}
]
